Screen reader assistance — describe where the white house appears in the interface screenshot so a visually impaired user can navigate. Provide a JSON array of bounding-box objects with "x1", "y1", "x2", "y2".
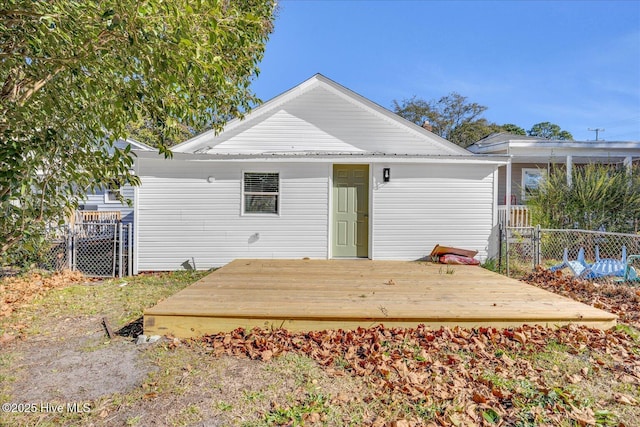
[
  {"x1": 132, "y1": 74, "x2": 506, "y2": 272},
  {"x1": 468, "y1": 133, "x2": 640, "y2": 226}
]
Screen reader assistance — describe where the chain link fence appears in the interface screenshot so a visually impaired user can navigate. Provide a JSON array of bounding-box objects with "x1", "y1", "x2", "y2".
[
  {"x1": 39, "y1": 223, "x2": 132, "y2": 277},
  {"x1": 499, "y1": 225, "x2": 640, "y2": 280}
]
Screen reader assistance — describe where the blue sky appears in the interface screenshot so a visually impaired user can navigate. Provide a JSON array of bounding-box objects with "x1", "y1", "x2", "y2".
[{"x1": 250, "y1": 0, "x2": 640, "y2": 141}]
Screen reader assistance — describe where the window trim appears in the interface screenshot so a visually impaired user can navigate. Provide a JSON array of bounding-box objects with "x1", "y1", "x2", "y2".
[
  {"x1": 241, "y1": 171, "x2": 280, "y2": 216},
  {"x1": 104, "y1": 187, "x2": 123, "y2": 204},
  {"x1": 521, "y1": 168, "x2": 545, "y2": 201}
]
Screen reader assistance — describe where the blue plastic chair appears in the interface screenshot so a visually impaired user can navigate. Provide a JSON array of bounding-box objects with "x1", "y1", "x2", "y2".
[
  {"x1": 582, "y1": 246, "x2": 627, "y2": 279},
  {"x1": 549, "y1": 247, "x2": 590, "y2": 277}
]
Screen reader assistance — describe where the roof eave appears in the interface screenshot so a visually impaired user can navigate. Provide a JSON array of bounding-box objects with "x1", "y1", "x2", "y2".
[{"x1": 135, "y1": 150, "x2": 509, "y2": 165}]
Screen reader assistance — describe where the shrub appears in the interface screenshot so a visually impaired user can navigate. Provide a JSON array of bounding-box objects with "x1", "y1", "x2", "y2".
[{"x1": 527, "y1": 163, "x2": 640, "y2": 233}]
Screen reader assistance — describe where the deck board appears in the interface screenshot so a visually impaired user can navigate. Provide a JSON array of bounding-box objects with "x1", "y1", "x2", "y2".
[{"x1": 144, "y1": 259, "x2": 616, "y2": 338}]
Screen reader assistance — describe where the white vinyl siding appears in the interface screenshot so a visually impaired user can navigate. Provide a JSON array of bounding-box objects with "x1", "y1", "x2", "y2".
[
  {"x1": 135, "y1": 157, "x2": 498, "y2": 271},
  {"x1": 136, "y1": 159, "x2": 329, "y2": 271},
  {"x1": 372, "y1": 163, "x2": 496, "y2": 261},
  {"x1": 198, "y1": 85, "x2": 464, "y2": 156}
]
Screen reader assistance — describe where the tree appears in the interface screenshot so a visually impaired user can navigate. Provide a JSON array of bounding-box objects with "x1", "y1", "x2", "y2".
[
  {"x1": 500, "y1": 123, "x2": 526, "y2": 135},
  {"x1": 125, "y1": 117, "x2": 196, "y2": 149},
  {"x1": 393, "y1": 92, "x2": 488, "y2": 147},
  {"x1": 392, "y1": 93, "x2": 528, "y2": 147},
  {"x1": 528, "y1": 122, "x2": 573, "y2": 140},
  {"x1": 0, "y1": 0, "x2": 276, "y2": 261},
  {"x1": 448, "y1": 118, "x2": 505, "y2": 147},
  {"x1": 527, "y1": 164, "x2": 640, "y2": 233}
]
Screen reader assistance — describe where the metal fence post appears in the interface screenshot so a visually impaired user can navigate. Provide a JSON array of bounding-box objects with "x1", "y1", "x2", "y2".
[
  {"x1": 127, "y1": 223, "x2": 132, "y2": 276},
  {"x1": 71, "y1": 226, "x2": 77, "y2": 271},
  {"x1": 506, "y1": 227, "x2": 510, "y2": 277},
  {"x1": 111, "y1": 223, "x2": 118, "y2": 277},
  {"x1": 66, "y1": 225, "x2": 72, "y2": 270},
  {"x1": 118, "y1": 223, "x2": 124, "y2": 278},
  {"x1": 498, "y1": 223, "x2": 503, "y2": 274},
  {"x1": 534, "y1": 225, "x2": 541, "y2": 267}
]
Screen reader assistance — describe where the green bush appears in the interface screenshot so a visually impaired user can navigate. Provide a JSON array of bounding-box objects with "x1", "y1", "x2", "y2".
[{"x1": 527, "y1": 164, "x2": 640, "y2": 233}]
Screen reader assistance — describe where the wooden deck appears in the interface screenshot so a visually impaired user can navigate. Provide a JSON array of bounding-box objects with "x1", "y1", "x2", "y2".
[{"x1": 144, "y1": 259, "x2": 616, "y2": 338}]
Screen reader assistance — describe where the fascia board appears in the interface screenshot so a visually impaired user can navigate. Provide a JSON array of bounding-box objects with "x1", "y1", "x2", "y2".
[{"x1": 136, "y1": 150, "x2": 509, "y2": 166}]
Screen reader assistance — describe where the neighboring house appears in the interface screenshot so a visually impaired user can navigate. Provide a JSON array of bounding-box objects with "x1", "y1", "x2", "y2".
[
  {"x1": 468, "y1": 133, "x2": 640, "y2": 226},
  {"x1": 78, "y1": 138, "x2": 155, "y2": 227},
  {"x1": 132, "y1": 74, "x2": 507, "y2": 273}
]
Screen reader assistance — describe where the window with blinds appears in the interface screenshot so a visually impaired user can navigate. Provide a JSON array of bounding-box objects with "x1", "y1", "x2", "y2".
[{"x1": 243, "y1": 172, "x2": 279, "y2": 214}]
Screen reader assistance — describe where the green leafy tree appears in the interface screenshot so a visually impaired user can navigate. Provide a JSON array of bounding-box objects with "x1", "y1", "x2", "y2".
[
  {"x1": 125, "y1": 117, "x2": 196, "y2": 149},
  {"x1": 393, "y1": 92, "x2": 488, "y2": 147},
  {"x1": 448, "y1": 119, "x2": 504, "y2": 147},
  {"x1": 528, "y1": 122, "x2": 573, "y2": 140},
  {"x1": 527, "y1": 164, "x2": 640, "y2": 233},
  {"x1": 0, "y1": 0, "x2": 276, "y2": 261},
  {"x1": 500, "y1": 123, "x2": 527, "y2": 135},
  {"x1": 393, "y1": 94, "x2": 528, "y2": 147}
]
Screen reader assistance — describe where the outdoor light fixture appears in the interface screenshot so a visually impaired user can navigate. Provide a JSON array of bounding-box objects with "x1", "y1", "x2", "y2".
[
  {"x1": 383, "y1": 168, "x2": 391, "y2": 182},
  {"x1": 207, "y1": 176, "x2": 216, "y2": 183}
]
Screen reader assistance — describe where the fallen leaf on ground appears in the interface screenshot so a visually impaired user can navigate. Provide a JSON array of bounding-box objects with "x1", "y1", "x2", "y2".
[{"x1": 614, "y1": 393, "x2": 638, "y2": 405}]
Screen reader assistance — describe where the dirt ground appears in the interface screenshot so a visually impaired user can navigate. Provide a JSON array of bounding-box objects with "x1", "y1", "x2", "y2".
[
  {"x1": 2, "y1": 314, "x2": 361, "y2": 426},
  {"x1": 7, "y1": 316, "x2": 150, "y2": 404},
  {"x1": 2, "y1": 312, "x2": 254, "y2": 426}
]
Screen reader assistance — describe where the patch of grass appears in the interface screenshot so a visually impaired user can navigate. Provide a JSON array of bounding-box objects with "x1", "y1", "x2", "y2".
[
  {"x1": 215, "y1": 400, "x2": 233, "y2": 412},
  {"x1": 481, "y1": 408, "x2": 500, "y2": 424},
  {"x1": 527, "y1": 339, "x2": 593, "y2": 375},
  {"x1": 126, "y1": 415, "x2": 142, "y2": 426},
  {"x1": 145, "y1": 344, "x2": 203, "y2": 396},
  {"x1": 481, "y1": 257, "x2": 499, "y2": 272},
  {"x1": 0, "y1": 352, "x2": 15, "y2": 384},
  {"x1": 507, "y1": 260, "x2": 535, "y2": 278},
  {"x1": 260, "y1": 353, "x2": 379, "y2": 426},
  {"x1": 594, "y1": 409, "x2": 619, "y2": 426},
  {"x1": 438, "y1": 265, "x2": 456, "y2": 275},
  {"x1": 514, "y1": 335, "x2": 640, "y2": 426},
  {"x1": 105, "y1": 390, "x2": 145, "y2": 412},
  {"x1": 1, "y1": 270, "x2": 209, "y2": 337},
  {"x1": 265, "y1": 353, "x2": 322, "y2": 390},
  {"x1": 334, "y1": 356, "x2": 350, "y2": 370},
  {"x1": 481, "y1": 370, "x2": 585, "y2": 424},
  {"x1": 615, "y1": 323, "x2": 640, "y2": 342},
  {"x1": 243, "y1": 389, "x2": 266, "y2": 402},
  {"x1": 263, "y1": 392, "x2": 329, "y2": 426},
  {"x1": 481, "y1": 373, "x2": 537, "y2": 399},
  {"x1": 169, "y1": 403, "x2": 202, "y2": 426}
]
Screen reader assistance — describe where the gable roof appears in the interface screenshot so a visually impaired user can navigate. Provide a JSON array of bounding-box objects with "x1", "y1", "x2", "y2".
[
  {"x1": 115, "y1": 138, "x2": 155, "y2": 152},
  {"x1": 172, "y1": 74, "x2": 470, "y2": 156},
  {"x1": 469, "y1": 132, "x2": 540, "y2": 148}
]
